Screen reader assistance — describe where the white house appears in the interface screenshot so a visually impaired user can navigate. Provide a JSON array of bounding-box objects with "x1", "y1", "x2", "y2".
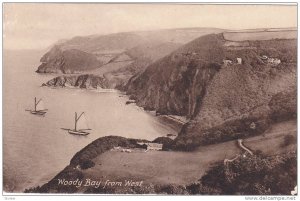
[
  {"x1": 121, "y1": 148, "x2": 132, "y2": 153},
  {"x1": 267, "y1": 58, "x2": 281, "y2": 66},
  {"x1": 137, "y1": 142, "x2": 163, "y2": 151},
  {"x1": 237, "y1": 58, "x2": 242, "y2": 64},
  {"x1": 146, "y1": 143, "x2": 163, "y2": 151}
]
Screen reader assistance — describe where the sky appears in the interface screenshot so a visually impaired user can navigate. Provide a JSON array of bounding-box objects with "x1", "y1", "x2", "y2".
[{"x1": 3, "y1": 3, "x2": 297, "y2": 50}]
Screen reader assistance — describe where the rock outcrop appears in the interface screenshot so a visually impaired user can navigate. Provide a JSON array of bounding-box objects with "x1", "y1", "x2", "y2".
[
  {"x1": 42, "y1": 74, "x2": 109, "y2": 89},
  {"x1": 125, "y1": 34, "x2": 225, "y2": 117},
  {"x1": 36, "y1": 47, "x2": 103, "y2": 73}
]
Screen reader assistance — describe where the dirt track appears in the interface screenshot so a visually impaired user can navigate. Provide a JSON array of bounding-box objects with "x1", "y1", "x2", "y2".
[{"x1": 82, "y1": 120, "x2": 296, "y2": 187}]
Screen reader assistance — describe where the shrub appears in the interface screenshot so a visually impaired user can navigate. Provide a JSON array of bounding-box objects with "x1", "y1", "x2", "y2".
[
  {"x1": 194, "y1": 151, "x2": 296, "y2": 195},
  {"x1": 79, "y1": 159, "x2": 95, "y2": 169},
  {"x1": 152, "y1": 137, "x2": 174, "y2": 150},
  {"x1": 281, "y1": 135, "x2": 296, "y2": 147}
]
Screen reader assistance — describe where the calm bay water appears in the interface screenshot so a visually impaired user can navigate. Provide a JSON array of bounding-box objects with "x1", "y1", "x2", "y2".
[{"x1": 3, "y1": 50, "x2": 176, "y2": 192}]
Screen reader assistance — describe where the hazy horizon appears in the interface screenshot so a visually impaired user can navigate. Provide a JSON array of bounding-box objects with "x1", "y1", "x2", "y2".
[{"x1": 4, "y1": 3, "x2": 297, "y2": 50}]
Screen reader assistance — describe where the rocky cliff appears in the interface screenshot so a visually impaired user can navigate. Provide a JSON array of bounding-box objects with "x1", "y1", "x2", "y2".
[
  {"x1": 36, "y1": 47, "x2": 103, "y2": 74},
  {"x1": 42, "y1": 74, "x2": 109, "y2": 89},
  {"x1": 125, "y1": 32, "x2": 297, "y2": 148},
  {"x1": 125, "y1": 34, "x2": 225, "y2": 117}
]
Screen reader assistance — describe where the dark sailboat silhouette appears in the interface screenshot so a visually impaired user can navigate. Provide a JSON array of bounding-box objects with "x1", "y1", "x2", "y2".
[
  {"x1": 25, "y1": 97, "x2": 48, "y2": 116},
  {"x1": 61, "y1": 112, "x2": 91, "y2": 136}
]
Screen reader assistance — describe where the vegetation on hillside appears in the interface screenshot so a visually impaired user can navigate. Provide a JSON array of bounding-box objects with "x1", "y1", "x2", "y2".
[
  {"x1": 187, "y1": 151, "x2": 296, "y2": 195},
  {"x1": 37, "y1": 47, "x2": 103, "y2": 73},
  {"x1": 173, "y1": 87, "x2": 296, "y2": 150}
]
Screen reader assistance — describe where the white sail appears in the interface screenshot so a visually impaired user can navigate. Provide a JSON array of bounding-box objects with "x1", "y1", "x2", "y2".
[
  {"x1": 36, "y1": 100, "x2": 45, "y2": 111},
  {"x1": 76, "y1": 113, "x2": 89, "y2": 130}
]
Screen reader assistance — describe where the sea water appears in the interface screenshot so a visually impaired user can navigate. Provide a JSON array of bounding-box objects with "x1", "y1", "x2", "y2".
[{"x1": 3, "y1": 50, "x2": 176, "y2": 192}]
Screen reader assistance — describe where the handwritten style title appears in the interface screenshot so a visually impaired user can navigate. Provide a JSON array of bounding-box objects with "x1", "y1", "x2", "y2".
[{"x1": 58, "y1": 178, "x2": 143, "y2": 189}]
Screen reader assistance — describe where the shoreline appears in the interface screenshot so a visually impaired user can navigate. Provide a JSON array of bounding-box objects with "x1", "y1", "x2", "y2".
[
  {"x1": 44, "y1": 83, "x2": 187, "y2": 135},
  {"x1": 24, "y1": 118, "x2": 297, "y2": 194}
]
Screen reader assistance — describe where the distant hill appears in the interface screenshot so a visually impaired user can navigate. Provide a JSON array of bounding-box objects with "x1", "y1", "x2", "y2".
[
  {"x1": 36, "y1": 47, "x2": 103, "y2": 73},
  {"x1": 36, "y1": 27, "x2": 224, "y2": 74}
]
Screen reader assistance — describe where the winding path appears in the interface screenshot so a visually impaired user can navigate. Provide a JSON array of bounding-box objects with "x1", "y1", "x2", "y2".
[
  {"x1": 224, "y1": 139, "x2": 254, "y2": 164},
  {"x1": 237, "y1": 139, "x2": 253, "y2": 155}
]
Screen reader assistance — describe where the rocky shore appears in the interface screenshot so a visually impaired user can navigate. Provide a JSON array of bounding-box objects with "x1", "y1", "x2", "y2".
[{"x1": 42, "y1": 74, "x2": 109, "y2": 89}]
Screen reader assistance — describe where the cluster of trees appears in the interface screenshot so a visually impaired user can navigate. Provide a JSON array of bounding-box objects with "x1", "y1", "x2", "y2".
[{"x1": 186, "y1": 151, "x2": 296, "y2": 195}]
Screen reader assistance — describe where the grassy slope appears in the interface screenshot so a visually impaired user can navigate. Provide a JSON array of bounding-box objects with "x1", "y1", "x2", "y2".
[
  {"x1": 69, "y1": 120, "x2": 296, "y2": 192},
  {"x1": 91, "y1": 120, "x2": 295, "y2": 182},
  {"x1": 223, "y1": 30, "x2": 297, "y2": 41},
  {"x1": 25, "y1": 118, "x2": 296, "y2": 194}
]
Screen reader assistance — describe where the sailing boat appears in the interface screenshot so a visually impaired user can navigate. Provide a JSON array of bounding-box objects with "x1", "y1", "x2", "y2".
[
  {"x1": 62, "y1": 112, "x2": 91, "y2": 136},
  {"x1": 25, "y1": 97, "x2": 48, "y2": 116}
]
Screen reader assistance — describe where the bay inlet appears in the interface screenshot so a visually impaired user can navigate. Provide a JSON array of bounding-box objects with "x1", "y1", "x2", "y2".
[{"x1": 3, "y1": 50, "x2": 176, "y2": 192}]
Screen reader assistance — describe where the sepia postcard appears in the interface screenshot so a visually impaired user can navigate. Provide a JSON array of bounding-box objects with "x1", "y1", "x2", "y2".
[{"x1": 2, "y1": 2, "x2": 298, "y2": 198}]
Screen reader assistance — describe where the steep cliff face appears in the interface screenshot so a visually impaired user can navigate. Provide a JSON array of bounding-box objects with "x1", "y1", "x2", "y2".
[
  {"x1": 125, "y1": 33, "x2": 297, "y2": 147},
  {"x1": 174, "y1": 87, "x2": 296, "y2": 150},
  {"x1": 37, "y1": 47, "x2": 102, "y2": 73},
  {"x1": 173, "y1": 39, "x2": 296, "y2": 148},
  {"x1": 125, "y1": 34, "x2": 225, "y2": 117},
  {"x1": 42, "y1": 74, "x2": 109, "y2": 89}
]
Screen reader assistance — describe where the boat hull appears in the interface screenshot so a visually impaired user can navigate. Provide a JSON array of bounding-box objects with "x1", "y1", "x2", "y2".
[
  {"x1": 29, "y1": 110, "x2": 47, "y2": 116},
  {"x1": 68, "y1": 129, "x2": 90, "y2": 136}
]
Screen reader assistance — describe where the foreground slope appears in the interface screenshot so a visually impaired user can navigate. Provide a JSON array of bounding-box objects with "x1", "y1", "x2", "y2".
[{"x1": 26, "y1": 120, "x2": 296, "y2": 194}]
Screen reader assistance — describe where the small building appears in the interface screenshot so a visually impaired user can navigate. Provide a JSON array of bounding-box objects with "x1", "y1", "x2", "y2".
[
  {"x1": 121, "y1": 148, "x2": 132, "y2": 153},
  {"x1": 237, "y1": 58, "x2": 242, "y2": 64},
  {"x1": 267, "y1": 58, "x2": 281, "y2": 66},
  {"x1": 113, "y1": 146, "x2": 121, "y2": 150},
  {"x1": 166, "y1": 133, "x2": 177, "y2": 140},
  {"x1": 146, "y1": 143, "x2": 163, "y2": 151},
  {"x1": 137, "y1": 142, "x2": 163, "y2": 151}
]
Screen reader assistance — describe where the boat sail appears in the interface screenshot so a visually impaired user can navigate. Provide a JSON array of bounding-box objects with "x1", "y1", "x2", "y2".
[
  {"x1": 35, "y1": 99, "x2": 45, "y2": 111},
  {"x1": 76, "y1": 113, "x2": 89, "y2": 131},
  {"x1": 25, "y1": 97, "x2": 48, "y2": 116},
  {"x1": 62, "y1": 112, "x2": 91, "y2": 136}
]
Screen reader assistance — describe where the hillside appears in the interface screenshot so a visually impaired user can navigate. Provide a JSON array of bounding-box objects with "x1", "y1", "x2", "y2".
[
  {"x1": 36, "y1": 47, "x2": 103, "y2": 73},
  {"x1": 25, "y1": 120, "x2": 296, "y2": 194},
  {"x1": 36, "y1": 28, "x2": 223, "y2": 75},
  {"x1": 41, "y1": 30, "x2": 297, "y2": 149},
  {"x1": 125, "y1": 31, "x2": 297, "y2": 148},
  {"x1": 26, "y1": 28, "x2": 297, "y2": 195}
]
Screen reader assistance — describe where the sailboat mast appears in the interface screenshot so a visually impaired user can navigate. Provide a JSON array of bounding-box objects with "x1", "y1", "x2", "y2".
[
  {"x1": 75, "y1": 112, "x2": 77, "y2": 131},
  {"x1": 34, "y1": 97, "x2": 37, "y2": 111},
  {"x1": 74, "y1": 112, "x2": 85, "y2": 131}
]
